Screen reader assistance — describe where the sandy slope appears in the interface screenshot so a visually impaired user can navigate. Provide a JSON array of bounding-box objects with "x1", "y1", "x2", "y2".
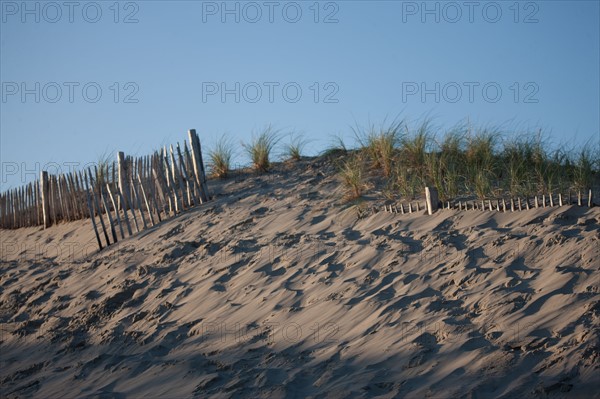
[{"x1": 1, "y1": 158, "x2": 599, "y2": 398}]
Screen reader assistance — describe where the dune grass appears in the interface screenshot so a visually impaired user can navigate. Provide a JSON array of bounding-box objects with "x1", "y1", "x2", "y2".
[
  {"x1": 336, "y1": 119, "x2": 599, "y2": 202},
  {"x1": 353, "y1": 119, "x2": 403, "y2": 178},
  {"x1": 498, "y1": 132, "x2": 594, "y2": 198},
  {"x1": 209, "y1": 135, "x2": 234, "y2": 178},
  {"x1": 399, "y1": 121, "x2": 430, "y2": 181},
  {"x1": 571, "y1": 146, "x2": 596, "y2": 192},
  {"x1": 243, "y1": 126, "x2": 280, "y2": 173},
  {"x1": 502, "y1": 136, "x2": 532, "y2": 197},
  {"x1": 321, "y1": 133, "x2": 348, "y2": 158},
  {"x1": 284, "y1": 133, "x2": 309, "y2": 162},
  {"x1": 438, "y1": 129, "x2": 467, "y2": 200},
  {"x1": 338, "y1": 154, "x2": 368, "y2": 200},
  {"x1": 394, "y1": 162, "x2": 423, "y2": 200}
]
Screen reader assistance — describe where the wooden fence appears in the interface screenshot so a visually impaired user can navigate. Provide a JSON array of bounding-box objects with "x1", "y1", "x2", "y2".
[
  {"x1": 0, "y1": 129, "x2": 210, "y2": 251},
  {"x1": 382, "y1": 189, "x2": 596, "y2": 215}
]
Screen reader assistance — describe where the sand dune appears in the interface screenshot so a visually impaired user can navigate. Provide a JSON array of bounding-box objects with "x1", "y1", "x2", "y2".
[{"x1": 1, "y1": 158, "x2": 599, "y2": 398}]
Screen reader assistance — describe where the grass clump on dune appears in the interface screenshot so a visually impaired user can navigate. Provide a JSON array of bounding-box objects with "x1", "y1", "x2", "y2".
[
  {"x1": 570, "y1": 145, "x2": 596, "y2": 193},
  {"x1": 501, "y1": 136, "x2": 534, "y2": 197},
  {"x1": 394, "y1": 162, "x2": 422, "y2": 200},
  {"x1": 341, "y1": 118, "x2": 600, "y2": 202},
  {"x1": 243, "y1": 125, "x2": 280, "y2": 173},
  {"x1": 438, "y1": 129, "x2": 467, "y2": 200},
  {"x1": 399, "y1": 121, "x2": 430, "y2": 180},
  {"x1": 353, "y1": 119, "x2": 403, "y2": 178},
  {"x1": 208, "y1": 135, "x2": 234, "y2": 179},
  {"x1": 321, "y1": 133, "x2": 348, "y2": 159},
  {"x1": 467, "y1": 129, "x2": 498, "y2": 198},
  {"x1": 391, "y1": 120, "x2": 432, "y2": 199},
  {"x1": 338, "y1": 154, "x2": 368, "y2": 200},
  {"x1": 284, "y1": 132, "x2": 309, "y2": 162}
]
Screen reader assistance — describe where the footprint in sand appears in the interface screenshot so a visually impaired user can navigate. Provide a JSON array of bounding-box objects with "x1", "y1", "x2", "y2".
[{"x1": 406, "y1": 332, "x2": 440, "y2": 369}]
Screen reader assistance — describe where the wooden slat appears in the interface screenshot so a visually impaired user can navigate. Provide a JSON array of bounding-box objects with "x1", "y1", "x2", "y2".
[
  {"x1": 66, "y1": 173, "x2": 78, "y2": 220},
  {"x1": 170, "y1": 144, "x2": 187, "y2": 211},
  {"x1": 147, "y1": 155, "x2": 162, "y2": 223},
  {"x1": 130, "y1": 168, "x2": 148, "y2": 230},
  {"x1": 106, "y1": 183, "x2": 126, "y2": 240},
  {"x1": 162, "y1": 147, "x2": 177, "y2": 214},
  {"x1": 188, "y1": 129, "x2": 209, "y2": 202},
  {"x1": 83, "y1": 171, "x2": 103, "y2": 251},
  {"x1": 152, "y1": 157, "x2": 170, "y2": 219},
  {"x1": 137, "y1": 171, "x2": 155, "y2": 226},
  {"x1": 87, "y1": 168, "x2": 110, "y2": 246},
  {"x1": 118, "y1": 152, "x2": 140, "y2": 233},
  {"x1": 40, "y1": 171, "x2": 50, "y2": 229},
  {"x1": 177, "y1": 142, "x2": 199, "y2": 207},
  {"x1": 96, "y1": 166, "x2": 118, "y2": 244}
]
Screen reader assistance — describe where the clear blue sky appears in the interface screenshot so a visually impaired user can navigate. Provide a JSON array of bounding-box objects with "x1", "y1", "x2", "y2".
[{"x1": 1, "y1": 0, "x2": 599, "y2": 189}]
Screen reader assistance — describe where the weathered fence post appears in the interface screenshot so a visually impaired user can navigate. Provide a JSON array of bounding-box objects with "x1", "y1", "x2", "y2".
[
  {"x1": 188, "y1": 129, "x2": 210, "y2": 202},
  {"x1": 425, "y1": 187, "x2": 439, "y2": 215},
  {"x1": 163, "y1": 147, "x2": 179, "y2": 214},
  {"x1": 152, "y1": 165, "x2": 169, "y2": 218},
  {"x1": 97, "y1": 169, "x2": 118, "y2": 245},
  {"x1": 130, "y1": 172, "x2": 148, "y2": 230},
  {"x1": 49, "y1": 175, "x2": 57, "y2": 225},
  {"x1": 88, "y1": 168, "x2": 110, "y2": 246},
  {"x1": 118, "y1": 152, "x2": 131, "y2": 211},
  {"x1": 106, "y1": 183, "x2": 126, "y2": 240},
  {"x1": 40, "y1": 171, "x2": 50, "y2": 229},
  {"x1": 170, "y1": 144, "x2": 187, "y2": 211},
  {"x1": 177, "y1": 142, "x2": 199, "y2": 207},
  {"x1": 83, "y1": 171, "x2": 103, "y2": 251},
  {"x1": 588, "y1": 189, "x2": 593, "y2": 207},
  {"x1": 137, "y1": 172, "x2": 155, "y2": 227},
  {"x1": 118, "y1": 152, "x2": 140, "y2": 233}
]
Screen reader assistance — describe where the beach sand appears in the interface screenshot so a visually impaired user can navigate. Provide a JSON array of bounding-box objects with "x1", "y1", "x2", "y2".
[{"x1": 1, "y1": 158, "x2": 599, "y2": 398}]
